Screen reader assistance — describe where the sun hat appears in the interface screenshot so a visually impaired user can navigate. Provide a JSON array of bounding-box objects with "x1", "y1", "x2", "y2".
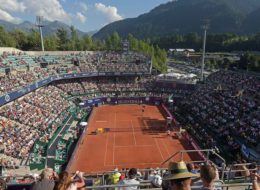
[{"x1": 163, "y1": 161, "x2": 199, "y2": 180}]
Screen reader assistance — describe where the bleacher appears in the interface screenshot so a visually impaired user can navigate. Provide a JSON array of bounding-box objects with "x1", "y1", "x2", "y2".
[
  {"x1": 1, "y1": 149, "x2": 259, "y2": 190},
  {"x1": 172, "y1": 70, "x2": 260, "y2": 163},
  {"x1": 0, "y1": 50, "x2": 259, "y2": 190}
]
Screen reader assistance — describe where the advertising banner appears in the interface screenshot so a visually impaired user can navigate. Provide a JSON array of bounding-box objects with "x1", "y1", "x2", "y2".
[{"x1": 0, "y1": 72, "x2": 150, "y2": 106}]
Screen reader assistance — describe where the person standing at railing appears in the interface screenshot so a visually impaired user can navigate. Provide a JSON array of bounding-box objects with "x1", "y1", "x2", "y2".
[
  {"x1": 54, "y1": 171, "x2": 85, "y2": 190},
  {"x1": 31, "y1": 168, "x2": 57, "y2": 190},
  {"x1": 108, "y1": 168, "x2": 121, "y2": 185},
  {"x1": 251, "y1": 172, "x2": 260, "y2": 190},
  {"x1": 118, "y1": 168, "x2": 140, "y2": 190},
  {"x1": 198, "y1": 165, "x2": 221, "y2": 190},
  {"x1": 0, "y1": 178, "x2": 7, "y2": 190},
  {"x1": 163, "y1": 161, "x2": 198, "y2": 190}
]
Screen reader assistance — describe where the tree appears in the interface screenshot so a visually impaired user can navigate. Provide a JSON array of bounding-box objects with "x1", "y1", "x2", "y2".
[
  {"x1": 82, "y1": 35, "x2": 93, "y2": 50},
  {"x1": 0, "y1": 26, "x2": 16, "y2": 47},
  {"x1": 110, "y1": 32, "x2": 121, "y2": 50},
  {"x1": 56, "y1": 28, "x2": 69, "y2": 50},
  {"x1": 69, "y1": 26, "x2": 82, "y2": 50},
  {"x1": 105, "y1": 35, "x2": 112, "y2": 50},
  {"x1": 93, "y1": 39, "x2": 105, "y2": 51},
  {"x1": 44, "y1": 36, "x2": 58, "y2": 51},
  {"x1": 10, "y1": 29, "x2": 28, "y2": 50},
  {"x1": 127, "y1": 34, "x2": 138, "y2": 51},
  {"x1": 26, "y1": 29, "x2": 41, "y2": 50}
]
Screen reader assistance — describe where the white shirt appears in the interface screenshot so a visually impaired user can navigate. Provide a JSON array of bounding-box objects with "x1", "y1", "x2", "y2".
[{"x1": 119, "y1": 178, "x2": 140, "y2": 190}]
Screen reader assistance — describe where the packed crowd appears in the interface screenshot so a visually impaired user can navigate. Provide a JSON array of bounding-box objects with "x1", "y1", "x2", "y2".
[
  {"x1": 0, "y1": 160, "x2": 259, "y2": 190},
  {"x1": 0, "y1": 51, "x2": 151, "y2": 96},
  {"x1": 175, "y1": 71, "x2": 260, "y2": 160},
  {"x1": 0, "y1": 86, "x2": 71, "y2": 159},
  {"x1": 0, "y1": 51, "x2": 36, "y2": 68},
  {"x1": 97, "y1": 51, "x2": 151, "y2": 72},
  {"x1": 53, "y1": 77, "x2": 155, "y2": 95},
  {"x1": 0, "y1": 74, "x2": 179, "y2": 164},
  {"x1": 52, "y1": 76, "x2": 180, "y2": 101}
]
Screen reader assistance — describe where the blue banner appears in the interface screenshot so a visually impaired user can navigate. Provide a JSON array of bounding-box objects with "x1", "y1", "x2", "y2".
[
  {"x1": 80, "y1": 96, "x2": 165, "y2": 108},
  {"x1": 0, "y1": 72, "x2": 150, "y2": 106}
]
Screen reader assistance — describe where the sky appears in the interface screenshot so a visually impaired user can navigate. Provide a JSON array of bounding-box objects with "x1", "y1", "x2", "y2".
[{"x1": 0, "y1": 0, "x2": 171, "y2": 32}]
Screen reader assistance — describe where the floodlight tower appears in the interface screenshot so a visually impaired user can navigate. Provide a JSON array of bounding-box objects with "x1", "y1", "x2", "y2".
[
  {"x1": 36, "y1": 16, "x2": 45, "y2": 52},
  {"x1": 201, "y1": 20, "x2": 209, "y2": 81}
]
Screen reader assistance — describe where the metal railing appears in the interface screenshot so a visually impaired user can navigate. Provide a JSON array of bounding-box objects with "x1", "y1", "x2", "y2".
[
  {"x1": 161, "y1": 149, "x2": 226, "y2": 180},
  {"x1": 83, "y1": 182, "x2": 253, "y2": 189}
]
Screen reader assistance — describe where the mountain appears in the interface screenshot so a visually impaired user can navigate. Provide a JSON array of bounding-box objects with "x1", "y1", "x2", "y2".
[
  {"x1": 93, "y1": 0, "x2": 260, "y2": 39},
  {"x1": 242, "y1": 7, "x2": 260, "y2": 34},
  {"x1": 0, "y1": 20, "x2": 95, "y2": 37}
]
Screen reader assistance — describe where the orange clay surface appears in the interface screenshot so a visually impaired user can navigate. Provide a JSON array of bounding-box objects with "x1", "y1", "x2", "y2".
[{"x1": 68, "y1": 104, "x2": 198, "y2": 174}]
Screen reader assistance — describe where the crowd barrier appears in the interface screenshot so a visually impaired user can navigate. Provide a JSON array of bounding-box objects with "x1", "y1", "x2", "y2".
[
  {"x1": 66, "y1": 109, "x2": 94, "y2": 171},
  {"x1": 80, "y1": 96, "x2": 165, "y2": 107},
  {"x1": 0, "y1": 71, "x2": 150, "y2": 106},
  {"x1": 160, "y1": 104, "x2": 205, "y2": 161},
  {"x1": 182, "y1": 132, "x2": 207, "y2": 161}
]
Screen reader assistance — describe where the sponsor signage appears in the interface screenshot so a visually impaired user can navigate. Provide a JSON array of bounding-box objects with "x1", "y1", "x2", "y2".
[
  {"x1": 0, "y1": 71, "x2": 151, "y2": 106},
  {"x1": 80, "y1": 96, "x2": 164, "y2": 107}
]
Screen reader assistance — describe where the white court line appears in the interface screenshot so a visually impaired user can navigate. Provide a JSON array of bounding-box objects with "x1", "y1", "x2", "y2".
[
  {"x1": 105, "y1": 162, "x2": 161, "y2": 167},
  {"x1": 163, "y1": 139, "x2": 171, "y2": 157},
  {"x1": 104, "y1": 133, "x2": 109, "y2": 166},
  {"x1": 114, "y1": 145, "x2": 154, "y2": 148},
  {"x1": 131, "y1": 120, "x2": 137, "y2": 146},
  {"x1": 113, "y1": 112, "x2": 116, "y2": 165},
  {"x1": 154, "y1": 138, "x2": 164, "y2": 161}
]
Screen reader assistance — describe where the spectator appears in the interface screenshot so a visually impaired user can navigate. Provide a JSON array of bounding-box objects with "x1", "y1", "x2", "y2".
[
  {"x1": 163, "y1": 161, "x2": 198, "y2": 190},
  {"x1": 119, "y1": 168, "x2": 140, "y2": 190},
  {"x1": 119, "y1": 168, "x2": 127, "y2": 181},
  {"x1": 108, "y1": 168, "x2": 121, "y2": 184},
  {"x1": 151, "y1": 170, "x2": 162, "y2": 188},
  {"x1": 0, "y1": 178, "x2": 7, "y2": 190},
  {"x1": 186, "y1": 163, "x2": 199, "y2": 174},
  {"x1": 251, "y1": 172, "x2": 260, "y2": 190},
  {"x1": 54, "y1": 171, "x2": 85, "y2": 190},
  {"x1": 31, "y1": 168, "x2": 56, "y2": 190},
  {"x1": 148, "y1": 169, "x2": 157, "y2": 181},
  {"x1": 175, "y1": 70, "x2": 259, "y2": 162},
  {"x1": 199, "y1": 165, "x2": 221, "y2": 190}
]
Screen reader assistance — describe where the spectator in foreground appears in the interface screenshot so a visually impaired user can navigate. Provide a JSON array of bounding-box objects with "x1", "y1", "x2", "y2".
[
  {"x1": 54, "y1": 171, "x2": 85, "y2": 190},
  {"x1": 251, "y1": 172, "x2": 260, "y2": 190},
  {"x1": 151, "y1": 170, "x2": 162, "y2": 188},
  {"x1": 31, "y1": 168, "x2": 56, "y2": 190},
  {"x1": 186, "y1": 163, "x2": 198, "y2": 174},
  {"x1": 163, "y1": 161, "x2": 198, "y2": 190},
  {"x1": 119, "y1": 168, "x2": 140, "y2": 190},
  {"x1": 199, "y1": 165, "x2": 221, "y2": 190},
  {"x1": 108, "y1": 168, "x2": 121, "y2": 184},
  {"x1": 0, "y1": 178, "x2": 7, "y2": 190}
]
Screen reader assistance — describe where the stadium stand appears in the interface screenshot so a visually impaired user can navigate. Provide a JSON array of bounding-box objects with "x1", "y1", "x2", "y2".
[
  {"x1": 0, "y1": 49, "x2": 259, "y2": 190},
  {"x1": 0, "y1": 51, "x2": 151, "y2": 96},
  {"x1": 173, "y1": 70, "x2": 260, "y2": 162}
]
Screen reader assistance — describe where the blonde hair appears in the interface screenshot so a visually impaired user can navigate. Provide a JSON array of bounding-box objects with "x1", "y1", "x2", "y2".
[{"x1": 54, "y1": 171, "x2": 72, "y2": 190}]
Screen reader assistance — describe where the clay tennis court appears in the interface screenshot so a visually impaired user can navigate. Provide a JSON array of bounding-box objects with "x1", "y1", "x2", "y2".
[{"x1": 68, "y1": 104, "x2": 197, "y2": 174}]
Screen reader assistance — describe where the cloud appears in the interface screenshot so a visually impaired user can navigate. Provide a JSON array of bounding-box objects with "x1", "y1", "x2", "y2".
[
  {"x1": 0, "y1": 0, "x2": 26, "y2": 12},
  {"x1": 95, "y1": 3, "x2": 123, "y2": 23},
  {"x1": 0, "y1": 8, "x2": 22, "y2": 23},
  {"x1": 23, "y1": 0, "x2": 70, "y2": 22},
  {"x1": 79, "y1": 2, "x2": 87, "y2": 12},
  {"x1": 76, "y1": 12, "x2": 86, "y2": 23}
]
